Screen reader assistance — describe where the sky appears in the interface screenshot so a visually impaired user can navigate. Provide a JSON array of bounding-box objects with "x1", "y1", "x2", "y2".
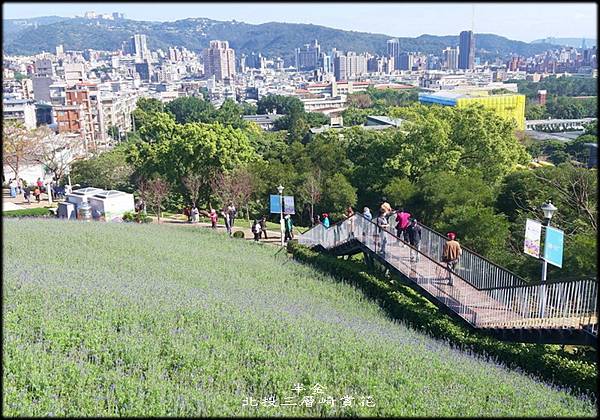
[{"x1": 3, "y1": 2, "x2": 597, "y2": 43}]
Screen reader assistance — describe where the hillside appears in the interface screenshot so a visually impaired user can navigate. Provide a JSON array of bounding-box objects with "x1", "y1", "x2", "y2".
[
  {"x1": 3, "y1": 16, "x2": 560, "y2": 62},
  {"x1": 2, "y1": 218, "x2": 596, "y2": 416},
  {"x1": 532, "y1": 37, "x2": 596, "y2": 48}
]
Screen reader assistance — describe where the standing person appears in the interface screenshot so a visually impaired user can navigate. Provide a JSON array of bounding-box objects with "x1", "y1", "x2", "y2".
[
  {"x1": 222, "y1": 208, "x2": 232, "y2": 236},
  {"x1": 227, "y1": 202, "x2": 237, "y2": 228},
  {"x1": 36, "y1": 177, "x2": 44, "y2": 190},
  {"x1": 9, "y1": 178, "x2": 17, "y2": 198},
  {"x1": 252, "y1": 219, "x2": 262, "y2": 242},
  {"x1": 344, "y1": 206, "x2": 355, "y2": 236},
  {"x1": 380, "y1": 197, "x2": 392, "y2": 217},
  {"x1": 442, "y1": 232, "x2": 462, "y2": 286},
  {"x1": 260, "y1": 215, "x2": 268, "y2": 239},
  {"x1": 23, "y1": 186, "x2": 31, "y2": 205},
  {"x1": 314, "y1": 214, "x2": 321, "y2": 225},
  {"x1": 284, "y1": 214, "x2": 294, "y2": 242},
  {"x1": 407, "y1": 218, "x2": 422, "y2": 262},
  {"x1": 395, "y1": 208, "x2": 412, "y2": 245},
  {"x1": 209, "y1": 208, "x2": 218, "y2": 229},
  {"x1": 363, "y1": 207, "x2": 372, "y2": 221},
  {"x1": 65, "y1": 183, "x2": 72, "y2": 195},
  {"x1": 375, "y1": 208, "x2": 389, "y2": 254},
  {"x1": 17, "y1": 178, "x2": 23, "y2": 195},
  {"x1": 191, "y1": 205, "x2": 199, "y2": 223},
  {"x1": 183, "y1": 205, "x2": 191, "y2": 223},
  {"x1": 33, "y1": 186, "x2": 41, "y2": 203},
  {"x1": 322, "y1": 213, "x2": 330, "y2": 228}
]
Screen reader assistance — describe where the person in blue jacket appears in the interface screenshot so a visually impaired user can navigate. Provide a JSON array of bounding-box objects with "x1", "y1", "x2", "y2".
[{"x1": 322, "y1": 213, "x2": 330, "y2": 228}]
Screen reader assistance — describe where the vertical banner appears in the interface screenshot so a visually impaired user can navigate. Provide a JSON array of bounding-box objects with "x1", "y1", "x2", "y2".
[
  {"x1": 544, "y1": 226, "x2": 564, "y2": 268},
  {"x1": 523, "y1": 219, "x2": 542, "y2": 258},
  {"x1": 283, "y1": 196, "x2": 295, "y2": 214},
  {"x1": 269, "y1": 194, "x2": 281, "y2": 214}
]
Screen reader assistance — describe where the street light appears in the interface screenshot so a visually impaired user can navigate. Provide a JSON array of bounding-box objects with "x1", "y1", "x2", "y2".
[
  {"x1": 277, "y1": 185, "x2": 285, "y2": 247},
  {"x1": 540, "y1": 200, "x2": 557, "y2": 318}
]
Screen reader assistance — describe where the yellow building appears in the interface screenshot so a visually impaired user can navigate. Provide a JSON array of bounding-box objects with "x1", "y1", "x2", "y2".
[{"x1": 419, "y1": 90, "x2": 526, "y2": 130}]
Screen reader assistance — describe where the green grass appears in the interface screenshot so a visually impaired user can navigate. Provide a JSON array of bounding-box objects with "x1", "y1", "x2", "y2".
[
  {"x1": 2, "y1": 219, "x2": 596, "y2": 417},
  {"x1": 2, "y1": 207, "x2": 56, "y2": 218}
]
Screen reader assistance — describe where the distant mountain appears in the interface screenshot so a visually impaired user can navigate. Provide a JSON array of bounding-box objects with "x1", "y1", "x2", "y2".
[
  {"x1": 3, "y1": 16, "x2": 562, "y2": 63},
  {"x1": 532, "y1": 37, "x2": 596, "y2": 48}
]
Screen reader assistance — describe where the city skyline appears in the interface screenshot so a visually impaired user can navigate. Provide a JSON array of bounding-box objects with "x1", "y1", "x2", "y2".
[{"x1": 3, "y1": 2, "x2": 597, "y2": 43}]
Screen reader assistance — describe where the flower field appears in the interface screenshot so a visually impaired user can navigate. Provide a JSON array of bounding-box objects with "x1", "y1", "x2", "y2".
[{"x1": 2, "y1": 218, "x2": 597, "y2": 416}]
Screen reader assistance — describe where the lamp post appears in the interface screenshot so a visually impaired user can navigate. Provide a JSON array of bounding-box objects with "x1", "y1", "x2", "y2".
[
  {"x1": 539, "y1": 200, "x2": 557, "y2": 318},
  {"x1": 540, "y1": 200, "x2": 557, "y2": 283},
  {"x1": 277, "y1": 184, "x2": 284, "y2": 247}
]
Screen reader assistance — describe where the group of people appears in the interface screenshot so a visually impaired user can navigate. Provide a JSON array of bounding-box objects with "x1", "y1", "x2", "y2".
[
  {"x1": 7, "y1": 177, "x2": 70, "y2": 204},
  {"x1": 315, "y1": 196, "x2": 462, "y2": 284}
]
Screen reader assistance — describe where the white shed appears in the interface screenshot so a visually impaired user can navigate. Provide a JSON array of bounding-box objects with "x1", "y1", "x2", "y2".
[
  {"x1": 87, "y1": 190, "x2": 135, "y2": 222},
  {"x1": 66, "y1": 187, "x2": 106, "y2": 207}
]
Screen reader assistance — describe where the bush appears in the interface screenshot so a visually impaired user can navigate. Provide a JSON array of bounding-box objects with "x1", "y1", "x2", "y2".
[
  {"x1": 287, "y1": 241, "x2": 597, "y2": 397},
  {"x1": 232, "y1": 231, "x2": 245, "y2": 239},
  {"x1": 2, "y1": 207, "x2": 53, "y2": 218}
]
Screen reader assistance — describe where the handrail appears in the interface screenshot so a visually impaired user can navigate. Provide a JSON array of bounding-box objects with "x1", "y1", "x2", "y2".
[
  {"x1": 386, "y1": 210, "x2": 528, "y2": 289},
  {"x1": 298, "y1": 213, "x2": 598, "y2": 334}
]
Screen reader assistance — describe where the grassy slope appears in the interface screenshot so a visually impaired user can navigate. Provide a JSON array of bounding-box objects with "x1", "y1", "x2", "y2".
[{"x1": 2, "y1": 219, "x2": 596, "y2": 417}]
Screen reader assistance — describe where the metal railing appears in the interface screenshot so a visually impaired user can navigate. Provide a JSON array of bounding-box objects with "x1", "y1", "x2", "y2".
[
  {"x1": 386, "y1": 212, "x2": 528, "y2": 290},
  {"x1": 299, "y1": 214, "x2": 598, "y2": 334}
]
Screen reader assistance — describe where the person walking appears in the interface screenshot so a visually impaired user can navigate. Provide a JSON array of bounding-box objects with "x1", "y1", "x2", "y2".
[
  {"x1": 284, "y1": 214, "x2": 294, "y2": 242},
  {"x1": 442, "y1": 232, "x2": 462, "y2": 286},
  {"x1": 17, "y1": 178, "x2": 23, "y2": 195},
  {"x1": 395, "y1": 208, "x2": 412, "y2": 245},
  {"x1": 380, "y1": 197, "x2": 392, "y2": 217},
  {"x1": 252, "y1": 219, "x2": 262, "y2": 242},
  {"x1": 36, "y1": 177, "x2": 44, "y2": 190},
  {"x1": 363, "y1": 207, "x2": 372, "y2": 221},
  {"x1": 260, "y1": 215, "x2": 268, "y2": 239},
  {"x1": 183, "y1": 205, "x2": 191, "y2": 223},
  {"x1": 33, "y1": 186, "x2": 41, "y2": 203},
  {"x1": 23, "y1": 186, "x2": 31, "y2": 204},
  {"x1": 322, "y1": 213, "x2": 330, "y2": 228},
  {"x1": 227, "y1": 202, "x2": 237, "y2": 228},
  {"x1": 222, "y1": 208, "x2": 232, "y2": 236},
  {"x1": 209, "y1": 208, "x2": 218, "y2": 229},
  {"x1": 407, "y1": 218, "x2": 422, "y2": 262},
  {"x1": 375, "y1": 208, "x2": 389, "y2": 254}
]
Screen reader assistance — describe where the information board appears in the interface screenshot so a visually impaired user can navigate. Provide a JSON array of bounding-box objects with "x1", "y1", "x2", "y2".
[
  {"x1": 543, "y1": 226, "x2": 564, "y2": 268},
  {"x1": 523, "y1": 219, "x2": 542, "y2": 258}
]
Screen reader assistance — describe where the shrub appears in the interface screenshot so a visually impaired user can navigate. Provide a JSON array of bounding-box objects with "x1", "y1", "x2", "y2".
[
  {"x1": 287, "y1": 241, "x2": 597, "y2": 397},
  {"x1": 2, "y1": 207, "x2": 53, "y2": 218},
  {"x1": 232, "y1": 231, "x2": 245, "y2": 239}
]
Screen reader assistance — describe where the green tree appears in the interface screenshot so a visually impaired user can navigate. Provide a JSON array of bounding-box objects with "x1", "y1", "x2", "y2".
[
  {"x1": 321, "y1": 173, "x2": 357, "y2": 217},
  {"x1": 525, "y1": 103, "x2": 548, "y2": 120},
  {"x1": 165, "y1": 96, "x2": 216, "y2": 125},
  {"x1": 70, "y1": 147, "x2": 135, "y2": 192}
]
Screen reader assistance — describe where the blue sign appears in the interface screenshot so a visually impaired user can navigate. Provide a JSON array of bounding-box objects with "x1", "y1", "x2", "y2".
[
  {"x1": 283, "y1": 196, "x2": 295, "y2": 214},
  {"x1": 543, "y1": 226, "x2": 564, "y2": 268},
  {"x1": 270, "y1": 194, "x2": 281, "y2": 214}
]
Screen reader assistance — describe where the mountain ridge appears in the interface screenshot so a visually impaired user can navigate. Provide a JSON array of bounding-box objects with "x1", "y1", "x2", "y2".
[{"x1": 3, "y1": 15, "x2": 563, "y2": 63}]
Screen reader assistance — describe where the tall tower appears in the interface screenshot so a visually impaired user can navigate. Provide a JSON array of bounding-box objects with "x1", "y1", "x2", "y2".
[
  {"x1": 204, "y1": 40, "x2": 236, "y2": 81},
  {"x1": 458, "y1": 30, "x2": 474, "y2": 70}
]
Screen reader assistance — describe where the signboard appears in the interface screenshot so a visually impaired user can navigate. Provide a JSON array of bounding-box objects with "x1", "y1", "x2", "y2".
[
  {"x1": 523, "y1": 219, "x2": 542, "y2": 258},
  {"x1": 269, "y1": 194, "x2": 281, "y2": 214},
  {"x1": 283, "y1": 196, "x2": 295, "y2": 214},
  {"x1": 543, "y1": 226, "x2": 564, "y2": 268}
]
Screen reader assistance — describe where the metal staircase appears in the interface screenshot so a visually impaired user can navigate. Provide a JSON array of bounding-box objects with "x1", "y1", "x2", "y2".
[{"x1": 298, "y1": 213, "x2": 598, "y2": 347}]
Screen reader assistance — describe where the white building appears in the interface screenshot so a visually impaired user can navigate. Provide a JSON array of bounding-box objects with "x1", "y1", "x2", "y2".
[{"x1": 3, "y1": 98, "x2": 37, "y2": 129}]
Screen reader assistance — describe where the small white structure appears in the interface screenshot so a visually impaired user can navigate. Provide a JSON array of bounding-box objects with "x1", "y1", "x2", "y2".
[
  {"x1": 87, "y1": 190, "x2": 135, "y2": 222},
  {"x1": 57, "y1": 202, "x2": 77, "y2": 220},
  {"x1": 65, "y1": 187, "x2": 106, "y2": 207}
]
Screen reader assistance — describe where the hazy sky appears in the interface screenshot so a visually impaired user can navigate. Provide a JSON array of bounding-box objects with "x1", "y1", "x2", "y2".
[{"x1": 3, "y1": 2, "x2": 597, "y2": 42}]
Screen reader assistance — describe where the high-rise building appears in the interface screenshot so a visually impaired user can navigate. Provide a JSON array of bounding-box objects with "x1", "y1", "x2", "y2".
[
  {"x1": 458, "y1": 30, "x2": 475, "y2": 70},
  {"x1": 128, "y1": 34, "x2": 150, "y2": 62},
  {"x1": 387, "y1": 38, "x2": 400, "y2": 70},
  {"x1": 443, "y1": 47, "x2": 459, "y2": 70},
  {"x1": 398, "y1": 52, "x2": 417, "y2": 71},
  {"x1": 295, "y1": 39, "x2": 320, "y2": 71},
  {"x1": 204, "y1": 40, "x2": 236, "y2": 81},
  {"x1": 333, "y1": 54, "x2": 347, "y2": 81}
]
